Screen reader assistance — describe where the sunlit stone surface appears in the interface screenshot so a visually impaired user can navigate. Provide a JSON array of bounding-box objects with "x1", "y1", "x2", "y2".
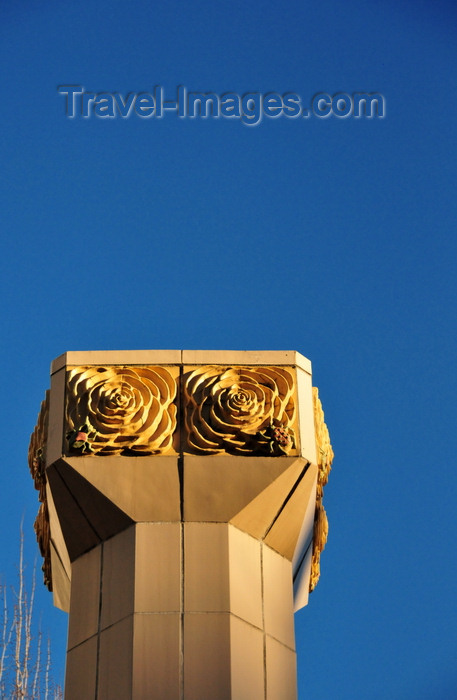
[{"x1": 28, "y1": 350, "x2": 333, "y2": 700}]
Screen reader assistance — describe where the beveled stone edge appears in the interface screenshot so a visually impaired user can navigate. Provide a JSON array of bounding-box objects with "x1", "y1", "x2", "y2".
[
  {"x1": 51, "y1": 350, "x2": 311, "y2": 375},
  {"x1": 51, "y1": 350, "x2": 182, "y2": 374}
]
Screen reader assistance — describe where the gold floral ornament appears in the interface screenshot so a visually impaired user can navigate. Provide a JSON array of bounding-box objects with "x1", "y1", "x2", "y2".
[
  {"x1": 66, "y1": 366, "x2": 177, "y2": 456},
  {"x1": 184, "y1": 365, "x2": 296, "y2": 455},
  {"x1": 309, "y1": 387, "x2": 334, "y2": 592},
  {"x1": 28, "y1": 391, "x2": 52, "y2": 591}
]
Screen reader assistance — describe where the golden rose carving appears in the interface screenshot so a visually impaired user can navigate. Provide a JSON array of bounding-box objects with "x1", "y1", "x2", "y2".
[
  {"x1": 313, "y1": 386, "x2": 334, "y2": 499},
  {"x1": 184, "y1": 365, "x2": 296, "y2": 455},
  {"x1": 28, "y1": 391, "x2": 49, "y2": 500},
  {"x1": 28, "y1": 391, "x2": 52, "y2": 591},
  {"x1": 309, "y1": 501, "x2": 328, "y2": 592},
  {"x1": 66, "y1": 366, "x2": 177, "y2": 455},
  {"x1": 309, "y1": 387, "x2": 334, "y2": 592}
]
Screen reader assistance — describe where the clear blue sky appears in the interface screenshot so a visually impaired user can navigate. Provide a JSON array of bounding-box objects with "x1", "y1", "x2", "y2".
[{"x1": 1, "y1": 1, "x2": 456, "y2": 697}]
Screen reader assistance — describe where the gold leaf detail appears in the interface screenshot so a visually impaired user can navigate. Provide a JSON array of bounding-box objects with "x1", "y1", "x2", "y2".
[
  {"x1": 66, "y1": 366, "x2": 177, "y2": 456},
  {"x1": 184, "y1": 365, "x2": 296, "y2": 455},
  {"x1": 309, "y1": 387, "x2": 334, "y2": 592}
]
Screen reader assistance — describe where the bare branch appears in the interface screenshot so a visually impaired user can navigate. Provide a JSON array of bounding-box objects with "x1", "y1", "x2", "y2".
[{"x1": 0, "y1": 528, "x2": 63, "y2": 698}]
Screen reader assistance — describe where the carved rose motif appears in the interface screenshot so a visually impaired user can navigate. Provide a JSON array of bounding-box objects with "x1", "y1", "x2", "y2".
[
  {"x1": 313, "y1": 387, "x2": 334, "y2": 498},
  {"x1": 184, "y1": 365, "x2": 296, "y2": 454},
  {"x1": 309, "y1": 387, "x2": 334, "y2": 592},
  {"x1": 66, "y1": 366, "x2": 177, "y2": 455},
  {"x1": 34, "y1": 502, "x2": 52, "y2": 590},
  {"x1": 309, "y1": 500, "x2": 329, "y2": 592},
  {"x1": 28, "y1": 391, "x2": 49, "y2": 501},
  {"x1": 28, "y1": 391, "x2": 52, "y2": 590}
]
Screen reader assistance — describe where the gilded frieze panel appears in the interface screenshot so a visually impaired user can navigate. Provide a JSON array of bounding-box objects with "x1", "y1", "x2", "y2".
[
  {"x1": 65, "y1": 365, "x2": 178, "y2": 456},
  {"x1": 183, "y1": 365, "x2": 298, "y2": 455}
]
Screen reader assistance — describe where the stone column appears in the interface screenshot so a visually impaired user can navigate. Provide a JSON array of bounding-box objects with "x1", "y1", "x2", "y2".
[{"x1": 28, "y1": 350, "x2": 333, "y2": 700}]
